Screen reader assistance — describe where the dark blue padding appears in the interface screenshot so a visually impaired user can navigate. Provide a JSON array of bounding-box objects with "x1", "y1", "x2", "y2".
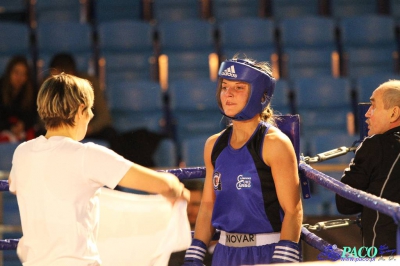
[
  {"x1": 275, "y1": 114, "x2": 310, "y2": 199},
  {"x1": 275, "y1": 115, "x2": 300, "y2": 162}
]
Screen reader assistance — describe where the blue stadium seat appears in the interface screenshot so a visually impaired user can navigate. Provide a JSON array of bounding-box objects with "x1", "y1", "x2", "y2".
[
  {"x1": 355, "y1": 73, "x2": 400, "y2": 103},
  {"x1": 271, "y1": 0, "x2": 320, "y2": 19},
  {"x1": 330, "y1": 0, "x2": 378, "y2": 18},
  {"x1": 0, "y1": 0, "x2": 26, "y2": 12},
  {"x1": 339, "y1": 15, "x2": 396, "y2": 49},
  {"x1": 338, "y1": 15, "x2": 398, "y2": 78},
  {"x1": 94, "y1": 0, "x2": 142, "y2": 22},
  {"x1": 0, "y1": 0, "x2": 27, "y2": 20},
  {"x1": 293, "y1": 76, "x2": 352, "y2": 137},
  {"x1": 284, "y1": 49, "x2": 337, "y2": 79},
  {"x1": 97, "y1": 20, "x2": 156, "y2": 87},
  {"x1": 278, "y1": 16, "x2": 338, "y2": 78},
  {"x1": 168, "y1": 78, "x2": 225, "y2": 142},
  {"x1": 36, "y1": 21, "x2": 93, "y2": 74},
  {"x1": 271, "y1": 79, "x2": 292, "y2": 115},
  {"x1": 102, "y1": 54, "x2": 155, "y2": 86},
  {"x1": 106, "y1": 80, "x2": 164, "y2": 133},
  {"x1": 211, "y1": 0, "x2": 263, "y2": 21},
  {"x1": 165, "y1": 52, "x2": 215, "y2": 81},
  {"x1": 338, "y1": 15, "x2": 396, "y2": 47},
  {"x1": 153, "y1": 138, "x2": 178, "y2": 168},
  {"x1": 35, "y1": 0, "x2": 84, "y2": 22},
  {"x1": 344, "y1": 48, "x2": 398, "y2": 78},
  {"x1": 152, "y1": 0, "x2": 202, "y2": 22},
  {"x1": 157, "y1": 19, "x2": 217, "y2": 82},
  {"x1": 0, "y1": 22, "x2": 31, "y2": 69},
  {"x1": 218, "y1": 17, "x2": 276, "y2": 63},
  {"x1": 390, "y1": 0, "x2": 400, "y2": 18},
  {"x1": 181, "y1": 134, "x2": 209, "y2": 167},
  {"x1": 157, "y1": 19, "x2": 215, "y2": 52},
  {"x1": 279, "y1": 16, "x2": 337, "y2": 49}
]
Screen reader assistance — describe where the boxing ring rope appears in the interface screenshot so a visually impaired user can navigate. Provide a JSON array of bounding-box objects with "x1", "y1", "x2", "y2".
[
  {"x1": 0, "y1": 181, "x2": 8, "y2": 192},
  {"x1": 0, "y1": 239, "x2": 18, "y2": 250}
]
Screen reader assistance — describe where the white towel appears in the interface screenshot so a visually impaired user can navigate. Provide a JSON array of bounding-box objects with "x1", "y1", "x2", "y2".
[{"x1": 97, "y1": 188, "x2": 191, "y2": 266}]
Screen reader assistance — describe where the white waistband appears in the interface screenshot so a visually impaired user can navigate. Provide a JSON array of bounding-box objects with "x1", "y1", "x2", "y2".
[{"x1": 219, "y1": 231, "x2": 280, "y2": 247}]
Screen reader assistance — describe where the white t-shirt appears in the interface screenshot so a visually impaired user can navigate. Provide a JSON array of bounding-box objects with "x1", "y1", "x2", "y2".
[{"x1": 9, "y1": 136, "x2": 132, "y2": 266}]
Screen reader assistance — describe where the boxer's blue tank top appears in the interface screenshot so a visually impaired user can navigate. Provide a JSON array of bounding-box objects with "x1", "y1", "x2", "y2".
[{"x1": 211, "y1": 122, "x2": 283, "y2": 234}]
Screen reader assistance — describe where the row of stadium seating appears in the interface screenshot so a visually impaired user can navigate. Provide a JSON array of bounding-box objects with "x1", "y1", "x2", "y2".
[
  {"x1": 0, "y1": 2, "x2": 395, "y2": 178},
  {"x1": 1, "y1": 0, "x2": 399, "y2": 23},
  {"x1": 1, "y1": 14, "x2": 400, "y2": 85}
]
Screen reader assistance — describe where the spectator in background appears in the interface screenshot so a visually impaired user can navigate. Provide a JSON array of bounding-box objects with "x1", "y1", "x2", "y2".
[
  {"x1": 0, "y1": 55, "x2": 38, "y2": 143},
  {"x1": 48, "y1": 53, "x2": 121, "y2": 152}
]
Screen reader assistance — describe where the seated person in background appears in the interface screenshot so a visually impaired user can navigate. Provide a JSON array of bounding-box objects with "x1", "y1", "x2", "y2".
[
  {"x1": 48, "y1": 53, "x2": 120, "y2": 152},
  {"x1": 336, "y1": 79, "x2": 400, "y2": 252},
  {"x1": 0, "y1": 116, "x2": 27, "y2": 143},
  {"x1": 9, "y1": 73, "x2": 190, "y2": 265},
  {"x1": 169, "y1": 179, "x2": 214, "y2": 266},
  {"x1": 0, "y1": 55, "x2": 38, "y2": 142}
]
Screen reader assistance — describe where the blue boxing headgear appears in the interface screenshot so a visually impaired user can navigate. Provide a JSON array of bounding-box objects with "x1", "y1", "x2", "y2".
[{"x1": 217, "y1": 59, "x2": 275, "y2": 121}]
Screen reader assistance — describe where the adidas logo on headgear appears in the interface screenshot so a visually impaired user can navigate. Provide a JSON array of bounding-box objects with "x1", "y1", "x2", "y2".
[{"x1": 220, "y1": 65, "x2": 237, "y2": 78}]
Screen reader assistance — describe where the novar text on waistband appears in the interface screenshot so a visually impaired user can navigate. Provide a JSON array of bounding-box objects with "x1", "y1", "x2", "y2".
[{"x1": 226, "y1": 233, "x2": 256, "y2": 245}]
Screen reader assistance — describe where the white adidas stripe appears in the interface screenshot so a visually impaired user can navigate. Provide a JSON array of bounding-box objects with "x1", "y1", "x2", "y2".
[{"x1": 221, "y1": 65, "x2": 237, "y2": 77}]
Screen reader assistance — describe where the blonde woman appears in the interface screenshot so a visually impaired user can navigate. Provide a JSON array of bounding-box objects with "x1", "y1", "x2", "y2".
[{"x1": 9, "y1": 73, "x2": 189, "y2": 265}]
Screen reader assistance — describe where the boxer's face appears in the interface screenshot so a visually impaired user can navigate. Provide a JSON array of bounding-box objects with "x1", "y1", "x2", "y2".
[
  {"x1": 220, "y1": 79, "x2": 250, "y2": 117},
  {"x1": 365, "y1": 88, "x2": 391, "y2": 136}
]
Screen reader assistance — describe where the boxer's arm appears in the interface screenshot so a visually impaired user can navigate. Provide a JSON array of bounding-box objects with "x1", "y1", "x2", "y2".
[{"x1": 184, "y1": 136, "x2": 216, "y2": 265}]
